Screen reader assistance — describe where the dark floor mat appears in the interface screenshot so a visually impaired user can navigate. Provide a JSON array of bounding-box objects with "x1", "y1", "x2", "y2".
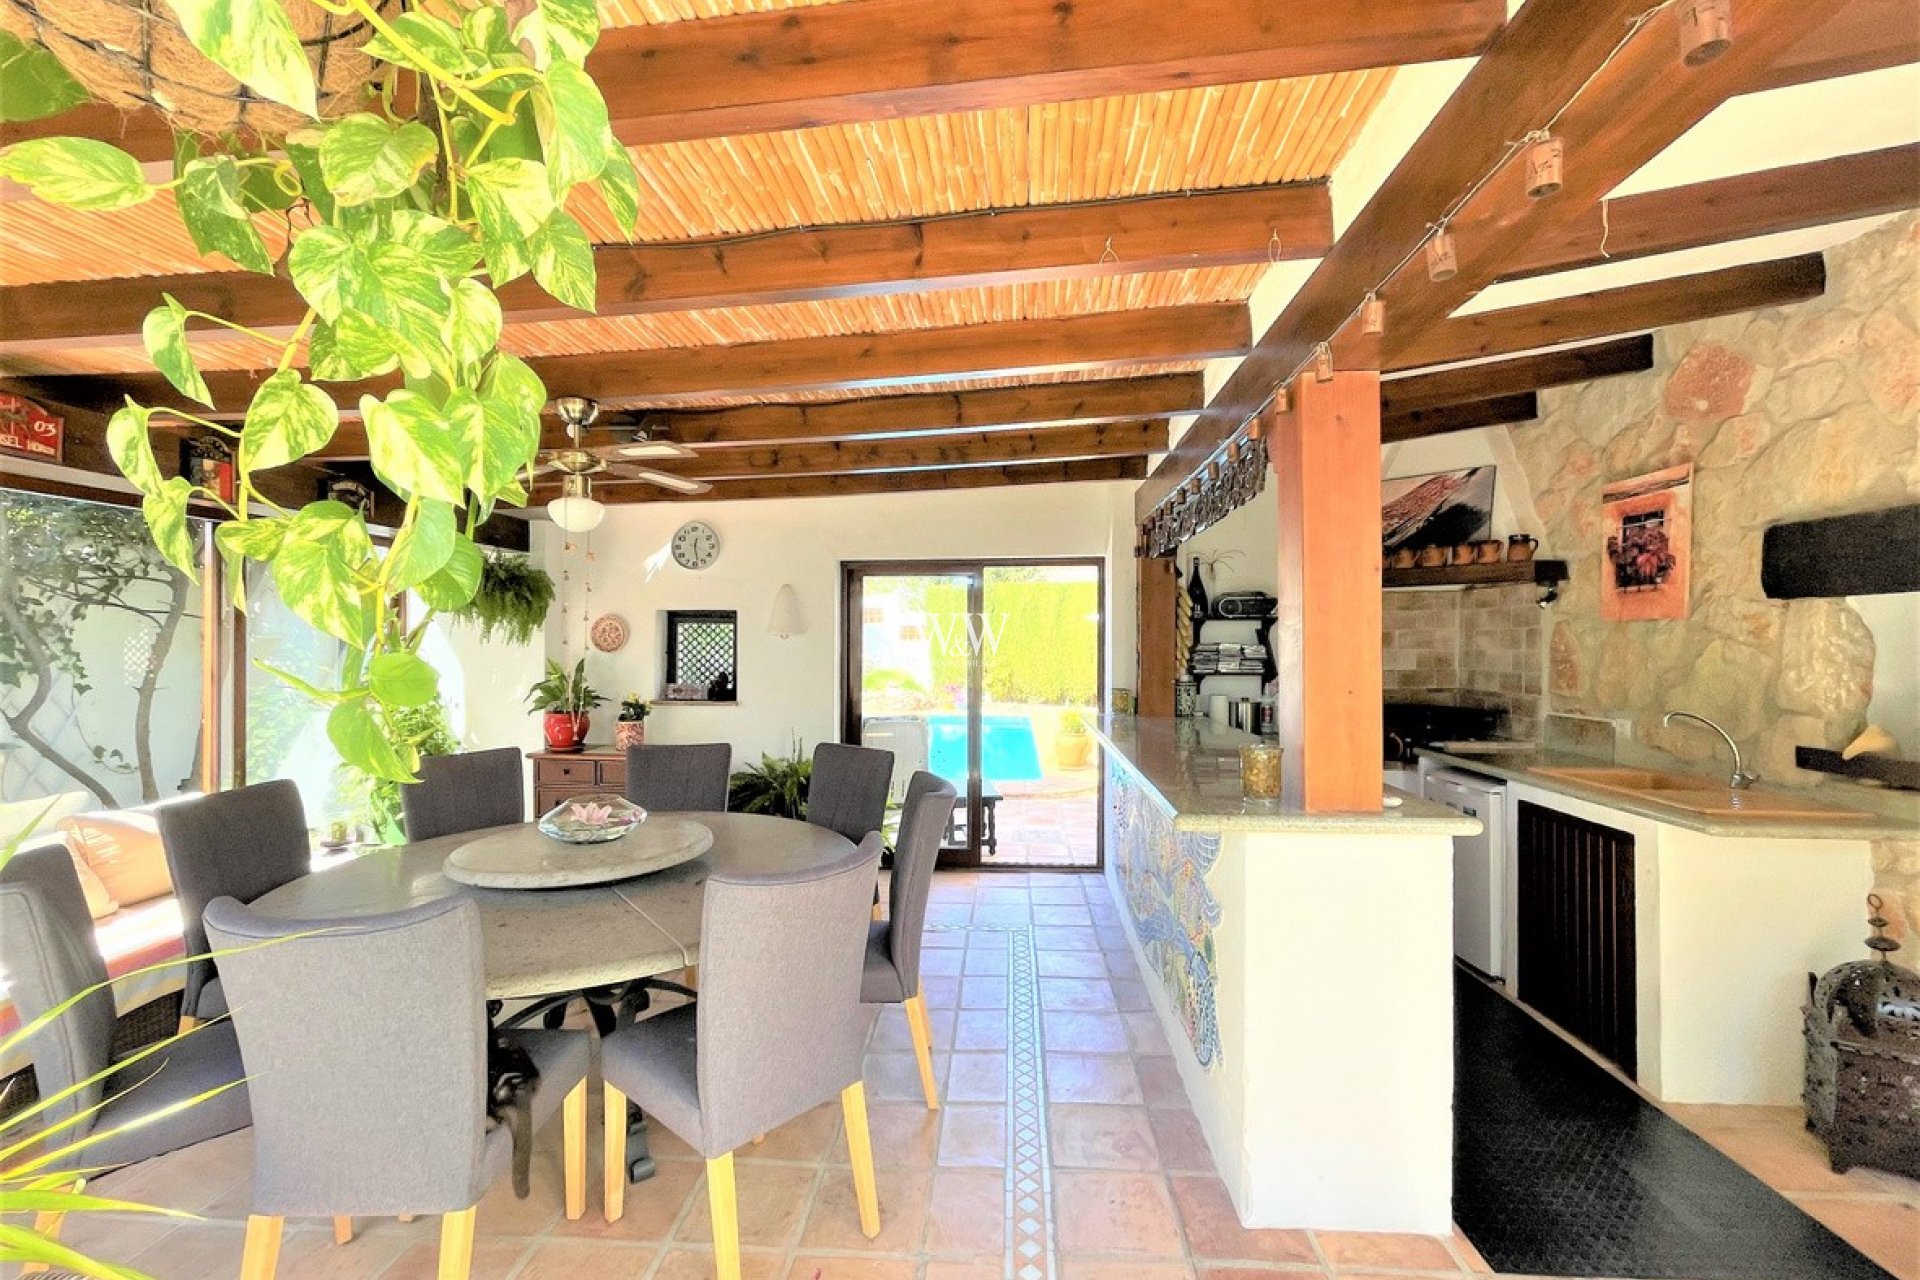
[{"x1": 1454, "y1": 969, "x2": 1893, "y2": 1280}]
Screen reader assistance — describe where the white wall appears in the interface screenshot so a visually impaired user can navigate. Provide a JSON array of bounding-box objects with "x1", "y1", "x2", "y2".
[
  {"x1": 535, "y1": 481, "x2": 1139, "y2": 765},
  {"x1": 1180, "y1": 488, "x2": 1278, "y2": 598}
]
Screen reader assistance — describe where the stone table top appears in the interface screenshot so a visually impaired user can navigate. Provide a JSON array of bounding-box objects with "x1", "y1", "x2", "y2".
[{"x1": 250, "y1": 811, "x2": 854, "y2": 999}]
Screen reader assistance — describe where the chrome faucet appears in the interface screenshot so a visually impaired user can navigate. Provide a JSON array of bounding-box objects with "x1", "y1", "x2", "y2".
[{"x1": 1662, "y1": 710, "x2": 1758, "y2": 789}]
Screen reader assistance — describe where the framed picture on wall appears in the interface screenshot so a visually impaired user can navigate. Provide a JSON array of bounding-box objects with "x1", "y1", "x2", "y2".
[
  {"x1": 1381, "y1": 465, "x2": 1497, "y2": 553},
  {"x1": 1600, "y1": 463, "x2": 1693, "y2": 621}
]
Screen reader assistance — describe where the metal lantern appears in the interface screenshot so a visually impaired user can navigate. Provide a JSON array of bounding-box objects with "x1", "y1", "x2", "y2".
[{"x1": 1803, "y1": 895, "x2": 1920, "y2": 1178}]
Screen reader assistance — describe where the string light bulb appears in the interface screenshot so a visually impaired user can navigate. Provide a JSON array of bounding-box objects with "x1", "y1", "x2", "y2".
[
  {"x1": 1360, "y1": 294, "x2": 1386, "y2": 336},
  {"x1": 1425, "y1": 228, "x2": 1458, "y2": 282},
  {"x1": 1678, "y1": 0, "x2": 1732, "y2": 65},
  {"x1": 1524, "y1": 133, "x2": 1564, "y2": 198},
  {"x1": 1312, "y1": 343, "x2": 1334, "y2": 382}
]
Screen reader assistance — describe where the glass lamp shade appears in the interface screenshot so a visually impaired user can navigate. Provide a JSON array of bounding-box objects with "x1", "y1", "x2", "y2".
[
  {"x1": 768, "y1": 583, "x2": 802, "y2": 637},
  {"x1": 547, "y1": 492, "x2": 606, "y2": 533}
]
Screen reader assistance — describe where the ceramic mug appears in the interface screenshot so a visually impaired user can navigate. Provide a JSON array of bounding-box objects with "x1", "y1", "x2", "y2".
[
  {"x1": 1416, "y1": 545, "x2": 1448, "y2": 568},
  {"x1": 1474, "y1": 539, "x2": 1503, "y2": 564},
  {"x1": 1451, "y1": 542, "x2": 1477, "y2": 565},
  {"x1": 1507, "y1": 533, "x2": 1539, "y2": 562},
  {"x1": 1388, "y1": 547, "x2": 1417, "y2": 569}
]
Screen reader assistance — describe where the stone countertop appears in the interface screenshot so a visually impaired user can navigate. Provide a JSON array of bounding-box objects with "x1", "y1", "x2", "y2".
[
  {"x1": 1094, "y1": 716, "x2": 1481, "y2": 837},
  {"x1": 1417, "y1": 747, "x2": 1918, "y2": 840}
]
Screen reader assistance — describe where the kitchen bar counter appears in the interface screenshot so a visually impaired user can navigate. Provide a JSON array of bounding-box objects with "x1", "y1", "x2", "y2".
[
  {"x1": 1096, "y1": 716, "x2": 1479, "y2": 835},
  {"x1": 1417, "y1": 746, "x2": 1915, "y2": 840}
]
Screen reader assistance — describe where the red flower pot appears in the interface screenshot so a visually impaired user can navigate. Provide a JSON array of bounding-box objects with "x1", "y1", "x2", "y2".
[{"x1": 543, "y1": 711, "x2": 589, "y2": 751}]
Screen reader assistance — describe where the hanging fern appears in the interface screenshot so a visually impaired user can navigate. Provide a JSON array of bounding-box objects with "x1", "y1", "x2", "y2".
[{"x1": 452, "y1": 553, "x2": 556, "y2": 647}]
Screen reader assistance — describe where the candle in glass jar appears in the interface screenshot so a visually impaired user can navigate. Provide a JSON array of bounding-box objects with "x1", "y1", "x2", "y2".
[{"x1": 1240, "y1": 744, "x2": 1283, "y2": 801}]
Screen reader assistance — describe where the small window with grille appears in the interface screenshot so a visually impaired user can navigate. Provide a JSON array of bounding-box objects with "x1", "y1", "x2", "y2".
[{"x1": 664, "y1": 610, "x2": 738, "y2": 701}]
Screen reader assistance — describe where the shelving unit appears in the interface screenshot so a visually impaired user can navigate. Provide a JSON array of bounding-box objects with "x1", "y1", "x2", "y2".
[{"x1": 1382, "y1": 558, "x2": 1568, "y2": 590}]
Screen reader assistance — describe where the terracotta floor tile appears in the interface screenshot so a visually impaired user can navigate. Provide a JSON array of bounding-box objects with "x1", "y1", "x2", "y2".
[
  {"x1": 376, "y1": 1237, "x2": 528, "y2": 1280},
  {"x1": 503, "y1": 1240, "x2": 658, "y2": 1280},
  {"x1": 278, "y1": 1230, "x2": 415, "y2": 1280},
  {"x1": 945, "y1": 1051, "x2": 1010, "y2": 1103},
  {"x1": 123, "y1": 1221, "x2": 322, "y2": 1280},
  {"x1": 1034, "y1": 926, "x2": 1102, "y2": 952},
  {"x1": 1041, "y1": 1009, "x2": 1131, "y2": 1054},
  {"x1": 1790, "y1": 1196, "x2": 1920, "y2": 1280},
  {"x1": 922, "y1": 1258, "x2": 1008, "y2": 1280},
  {"x1": 1033, "y1": 904, "x2": 1095, "y2": 927},
  {"x1": 551, "y1": 1155, "x2": 701, "y2": 1243},
  {"x1": 800, "y1": 1166, "x2": 932, "y2": 1253},
  {"x1": 1170, "y1": 1175, "x2": 1319, "y2": 1265},
  {"x1": 918, "y1": 947, "x2": 965, "y2": 977},
  {"x1": 855, "y1": 1102, "x2": 942, "y2": 1169},
  {"x1": 650, "y1": 1245, "x2": 785, "y2": 1280},
  {"x1": 1059, "y1": 1259, "x2": 1197, "y2": 1279},
  {"x1": 1124, "y1": 1009, "x2": 1175, "y2": 1056},
  {"x1": 784, "y1": 1255, "x2": 919, "y2": 1280},
  {"x1": 53, "y1": 1211, "x2": 179, "y2": 1265},
  {"x1": 922, "y1": 975, "x2": 962, "y2": 1009},
  {"x1": 674, "y1": 1162, "x2": 818, "y2": 1249},
  {"x1": 972, "y1": 903, "x2": 1031, "y2": 926},
  {"x1": 1046, "y1": 1053, "x2": 1145, "y2": 1106},
  {"x1": 1031, "y1": 887, "x2": 1088, "y2": 905},
  {"x1": 471, "y1": 1161, "x2": 564, "y2": 1237},
  {"x1": 924, "y1": 1168, "x2": 1009, "y2": 1255},
  {"x1": 1314, "y1": 1230, "x2": 1461, "y2": 1271},
  {"x1": 1110, "y1": 978, "x2": 1154, "y2": 1012},
  {"x1": 869, "y1": 1003, "x2": 954, "y2": 1054},
  {"x1": 1052, "y1": 1169, "x2": 1185, "y2": 1258},
  {"x1": 1149, "y1": 1108, "x2": 1217, "y2": 1173},
  {"x1": 742, "y1": 1102, "x2": 845, "y2": 1164},
  {"x1": 1047, "y1": 1104, "x2": 1162, "y2": 1170},
  {"x1": 1037, "y1": 950, "x2": 1110, "y2": 978},
  {"x1": 978, "y1": 886, "x2": 1031, "y2": 905},
  {"x1": 952, "y1": 1008, "x2": 1010, "y2": 1051},
  {"x1": 959, "y1": 974, "x2": 1010, "y2": 1010},
  {"x1": 936, "y1": 1104, "x2": 1007, "y2": 1167},
  {"x1": 1197, "y1": 1268, "x2": 1328, "y2": 1279},
  {"x1": 1134, "y1": 1055, "x2": 1191, "y2": 1108},
  {"x1": 1039, "y1": 977, "x2": 1119, "y2": 1012},
  {"x1": 923, "y1": 929, "x2": 968, "y2": 949},
  {"x1": 962, "y1": 945, "x2": 1011, "y2": 975},
  {"x1": 866, "y1": 1050, "x2": 948, "y2": 1103}
]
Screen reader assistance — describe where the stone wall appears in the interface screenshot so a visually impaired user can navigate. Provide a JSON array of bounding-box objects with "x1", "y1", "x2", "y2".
[
  {"x1": 1505, "y1": 212, "x2": 1920, "y2": 938},
  {"x1": 1383, "y1": 592, "x2": 1459, "y2": 693},
  {"x1": 1383, "y1": 587, "x2": 1543, "y2": 729}
]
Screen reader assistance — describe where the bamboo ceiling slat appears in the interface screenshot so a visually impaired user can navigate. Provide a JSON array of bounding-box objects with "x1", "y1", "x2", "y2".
[
  {"x1": 599, "y1": 362, "x2": 1208, "y2": 410},
  {"x1": 594, "y1": 0, "x2": 849, "y2": 28}
]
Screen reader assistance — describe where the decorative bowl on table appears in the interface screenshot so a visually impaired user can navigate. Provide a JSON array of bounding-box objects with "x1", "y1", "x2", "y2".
[{"x1": 537, "y1": 793, "x2": 646, "y2": 844}]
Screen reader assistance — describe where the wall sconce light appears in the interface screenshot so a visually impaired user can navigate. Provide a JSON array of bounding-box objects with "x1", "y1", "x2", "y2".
[{"x1": 768, "y1": 583, "x2": 802, "y2": 638}]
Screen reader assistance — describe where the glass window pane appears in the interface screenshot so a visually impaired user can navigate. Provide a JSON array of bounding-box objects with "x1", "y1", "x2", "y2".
[
  {"x1": 243, "y1": 561, "x2": 349, "y2": 833},
  {"x1": 0, "y1": 490, "x2": 206, "y2": 810}
]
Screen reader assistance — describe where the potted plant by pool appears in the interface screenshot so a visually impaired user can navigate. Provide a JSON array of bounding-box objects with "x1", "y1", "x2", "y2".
[
  {"x1": 527, "y1": 659, "x2": 604, "y2": 753},
  {"x1": 1056, "y1": 709, "x2": 1094, "y2": 770},
  {"x1": 615, "y1": 693, "x2": 651, "y2": 750}
]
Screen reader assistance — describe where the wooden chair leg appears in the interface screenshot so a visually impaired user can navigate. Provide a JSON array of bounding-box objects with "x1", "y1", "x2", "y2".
[
  {"x1": 562, "y1": 1079, "x2": 587, "y2": 1221},
  {"x1": 603, "y1": 1083, "x2": 627, "y2": 1223},
  {"x1": 398, "y1": 1213, "x2": 416, "y2": 1223},
  {"x1": 437, "y1": 1207, "x2": 476, "y2": 1280},
  {"x1": 683, "y1": 964, "x2": 699, "y2": 990},
  {"x1": 706, "y1": 1152, "x2": 740, "y2": 1280},
  {"x1": 840, "y1": 1081, "x2": 882, "y2": 1239},
  {"x1": 904, "y1": 985, "x2": 940, "y2": 1111},
  {"x1": 177, "y1": 1013, "x2": 200, "y2": 1035},
  {"x1": 332, "y1": 1216, "x2": 354, "y2": 1244},
  {"x1": 871, "y1": 900, "x2": 884, "y2": 922},
  {"x1": 239, "y1": 1214, "x2": 284, "y2": 1280}
]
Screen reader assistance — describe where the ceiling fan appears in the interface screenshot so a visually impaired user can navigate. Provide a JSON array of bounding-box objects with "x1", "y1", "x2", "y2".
[{"x1": 532, "y1": 396, "x2": 712, "y2": 531}]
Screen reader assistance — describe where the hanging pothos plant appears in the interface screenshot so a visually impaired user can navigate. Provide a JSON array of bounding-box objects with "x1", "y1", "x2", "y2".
[{"x1": 0, "y1": 0, "x2": 639, "y2": 784}]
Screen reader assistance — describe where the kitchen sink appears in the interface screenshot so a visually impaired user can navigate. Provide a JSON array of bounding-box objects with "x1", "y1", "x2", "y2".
[{"x1": 1529, "y1": 766, "x2": 1874, "y2": 820}]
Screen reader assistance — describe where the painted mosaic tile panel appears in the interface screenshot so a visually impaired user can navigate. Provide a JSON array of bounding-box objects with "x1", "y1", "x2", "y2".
[{"x1": 1106, "y1": 757, "x2": 1223, "y2": 1069}]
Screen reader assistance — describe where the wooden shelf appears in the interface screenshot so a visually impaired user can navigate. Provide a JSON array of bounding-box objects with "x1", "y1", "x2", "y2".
[{"x1": 1382, "y1": 559, "x2": 1568, "y2": 590}]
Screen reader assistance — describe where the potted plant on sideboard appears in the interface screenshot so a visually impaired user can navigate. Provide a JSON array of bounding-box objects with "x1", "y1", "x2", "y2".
[
  {"x1": 526, "y1": 659, "x2": 604, "y2": 753},
  {"x1": 1056, "y1": 709, "x2": 1094, "y2": 769},
  {"x1": 615, "y1": 693, "x2": 651, "y2": 750}
]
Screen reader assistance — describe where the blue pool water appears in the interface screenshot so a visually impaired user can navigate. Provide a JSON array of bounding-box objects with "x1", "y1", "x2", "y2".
[{"x1": 927, "y1": 714, "x2": 1044, "y2": 783}]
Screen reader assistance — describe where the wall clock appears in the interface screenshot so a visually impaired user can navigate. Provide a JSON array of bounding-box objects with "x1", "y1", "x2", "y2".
[
  {"x1": 671, "y1": 521, "x2": 721, "y2": 571},
  {"x1": 589, "y1": 613, "x2": 629, "y2": 652}
]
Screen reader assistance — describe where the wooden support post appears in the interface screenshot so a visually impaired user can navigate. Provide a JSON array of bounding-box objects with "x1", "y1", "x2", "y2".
[
  {"x1": 1271, "y1": 372, "x2": 1383, "y2": 812},
  {"x1": 1136, "y1": 555, "x2": 1179, "y2": 717}
]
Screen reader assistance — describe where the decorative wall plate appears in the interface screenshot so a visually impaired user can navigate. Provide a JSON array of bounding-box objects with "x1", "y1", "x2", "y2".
[{"x1": 590, "y1": 613, "x2": 629, "y2": 652}]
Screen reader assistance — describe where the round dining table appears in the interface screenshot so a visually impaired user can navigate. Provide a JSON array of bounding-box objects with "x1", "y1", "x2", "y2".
[{"x1": 249, "y1": 811, "x2": 856, "y2": 1000}]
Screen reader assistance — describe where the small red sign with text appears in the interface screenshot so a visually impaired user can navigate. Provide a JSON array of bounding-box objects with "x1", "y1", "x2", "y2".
[{"x1": 0, "y1": 395, "x2": 63, "y2": 463}]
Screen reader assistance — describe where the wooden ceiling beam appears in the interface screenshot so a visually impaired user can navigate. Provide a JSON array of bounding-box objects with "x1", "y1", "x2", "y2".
[
  {"x1": 1379, "y1": 335, "x2": 1653, "y2": 414},
  {"x1": 1748, "y1": 0, "x2": 1919, "y2": 93},
  {"x1": 9, "y1": 304, "x2": 1246, "y2": 415},
  {"x1": 0, "y1": 185, "x2": 1329, "y2": 353},
  {"x1": 562, "y1": 420, "x2": 1166, "y2": 485},
  {"x1": 1501, "y1": 145, "x2": 1920, "y2": 282},
  {"x1": 1391, "y1": 255, "x2": 1826, "y2": 371},
  {"x1": 584, "y1": 456, "x2": 1149, "y2": 504},
  {"x1": 1381, "y1": 391, "x2": 1536, "y2": 443},
  {"x1": 314, "y1": 374, "x2": 1202, "y2": 460}
]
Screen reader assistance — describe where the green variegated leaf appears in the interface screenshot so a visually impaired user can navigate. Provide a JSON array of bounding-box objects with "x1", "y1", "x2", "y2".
[
  {"x1": 362, "y1": 12, "x2": 480, "y2": 77},
  {"x1": 362, "y1": 390, "x2": 467, "y2": 503},
  {"x1": 384, "y1": 209, "x2": 483, "y2": 280},
  {"x1": 240, "y1": 369, "x2": 338, "y2": 470},
  {"x1": 320, "y1": 114, "x2": 437, "y2": 207},
  {"x1": 534, "y1": 60, "x2": 612, "y2": 192},
  {"x1": 238, "y1": 156, "x2": 300, "y2": 212},
  {"x1": 511, "y1": 0, "x2": 599, "y2": 69},
  {"x1": 474, "y1": 352, "x2": 546, "y2": 495},
  {"x1": 163, "y1": 0, "x2": 317, "y2": 117},
  {"x1": 142, "y1": 477, "x2": 198, "y2": 577},
  {"x1": 105, "y1": 401, "x2": 164, "y2": 497},
  {"x1": 272, "y1": 519, "x2": 374, "y2": 647},
  {"x1": 597, "y1": 145, "x2": 641, "y2": 240},
  {"x1": 177, "y1": 155, "x2": 273, "y2": 273},
  {"x1": 141, "y1": 296, "x2": 213, "y2": 407},
  {"x1": 369, "y1": 649, "x2": 439, "y2": 708},
  {"x1": 309, "y1": 313, "x2": 402, "y2": 381},
  {"x1": 465, "y1": 157, "x2": 551, "y2": 284},
  {"x1": 0, "y1": 138, "x2": 149, "y2": 210},
  {"x1": 327, "y1": 698, "x2": 412, "y2": 782},
  {"x1": 462, "y1": 4, "x2": 514, "y2": 57},
  {"x1": 416, "y1": 536, "x2": 484, "y2": 611},
  {"x1": 529, "y1": 212, "x2": 595, "y2": 311},
  {"x1": 384, "y1": 499, "x2": 455, "y2": 592},
  {"x1": 283, "y1": 128, "x2": 334, "y2": 222},
  {"x1": 287, "y1": 223, "x2": 357, "y2": 321},
  {"x1": 0, "y1": 31, "x2": 89, "y2": 123},
  {"x1": 446, "y1": 279, "x2": 503, "y2": 369},
  {"x1": 215, "y1": 516, "x2": 287, "y2": 562},
  {"x1": 287, "y1": 498, "x2": 374, "y2": 563}
]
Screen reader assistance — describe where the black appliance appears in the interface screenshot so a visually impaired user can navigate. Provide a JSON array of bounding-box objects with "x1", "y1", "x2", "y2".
[
  {"x1": 1384, "y1": 701, "x2": 1506, "y2": 763},
  {"x1": 1212, "y1": 591, "x2": 1277, "y2": 620}
]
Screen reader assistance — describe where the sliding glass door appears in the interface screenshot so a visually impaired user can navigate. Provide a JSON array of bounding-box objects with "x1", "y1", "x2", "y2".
[{"x1": 843, "y1": 559, "x2": 1103, "y2": 869}]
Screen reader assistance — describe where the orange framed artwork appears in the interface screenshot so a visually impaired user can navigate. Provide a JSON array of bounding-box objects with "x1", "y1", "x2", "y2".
[{"x1": 1600, "y1": 463, "x2": 1693, "y2": 622}]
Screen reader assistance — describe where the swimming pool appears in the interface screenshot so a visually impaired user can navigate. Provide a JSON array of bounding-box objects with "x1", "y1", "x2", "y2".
[{"x1": 926, "y1": 713, "x2": 1044, "y2": 783}]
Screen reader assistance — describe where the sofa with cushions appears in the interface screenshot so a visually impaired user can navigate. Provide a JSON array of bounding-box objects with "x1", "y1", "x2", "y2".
[{"x1": 0, "y1": 791, "x2": 198, "y2": 1067}]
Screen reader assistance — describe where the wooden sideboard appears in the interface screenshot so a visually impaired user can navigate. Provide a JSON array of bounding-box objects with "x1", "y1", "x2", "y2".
[{"x1": 529, "y1": 747, "x2": 629, "y2": 813}]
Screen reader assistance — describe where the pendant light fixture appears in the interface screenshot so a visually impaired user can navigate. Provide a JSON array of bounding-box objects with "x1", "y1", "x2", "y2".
[{"x1": 547, "y1": 472, "x2": 606, "y2": 534}]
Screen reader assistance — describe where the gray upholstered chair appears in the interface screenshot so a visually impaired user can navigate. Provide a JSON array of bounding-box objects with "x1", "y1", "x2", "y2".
[
  {"x1": 600, "y1": 833, "x2": 886, "y2": 1279},
  {"x1": 400, "y1": 747, "x2": 526, "y2": 841},
  {"x1": 808, "y1": 741, "x2": 893, "y2": 843},
  {"x1": 204, "y1": 894, "x2": 591, "y2": 1280},
  {"x1": 154, "y1": 779, "x2": 310, "y2": 1029},
  {"x1": 865, "y1": 771, "x2": 957, "y2": 1110},
  {"x1": 0, "y1": 846, "x2": 250, "y2": 1247},
  {"x1": 624, "y1": 742, "x2": 731, "y2": 812}
]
